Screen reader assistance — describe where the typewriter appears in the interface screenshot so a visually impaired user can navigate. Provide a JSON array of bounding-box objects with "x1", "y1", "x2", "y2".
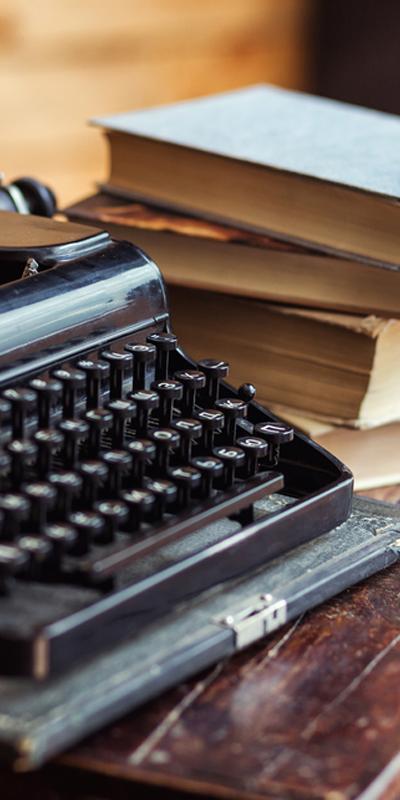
[{"x1": 0, "y1": 191, "x2": 353, "y2": 681}]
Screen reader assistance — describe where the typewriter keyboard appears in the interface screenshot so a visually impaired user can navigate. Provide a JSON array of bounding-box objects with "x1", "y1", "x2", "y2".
[{"x1": 0, "y1": 330, "x2": 294, "y2": 677}]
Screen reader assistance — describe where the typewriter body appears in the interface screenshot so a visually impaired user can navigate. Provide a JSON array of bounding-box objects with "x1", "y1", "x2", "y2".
[{"x1": 0, "y1": 210, "x2": 353, "y2": 680}]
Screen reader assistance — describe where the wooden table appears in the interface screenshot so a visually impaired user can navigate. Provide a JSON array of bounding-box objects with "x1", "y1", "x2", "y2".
[{"x1": 3, "y1": 486, "x2": 400, "y2": 800}]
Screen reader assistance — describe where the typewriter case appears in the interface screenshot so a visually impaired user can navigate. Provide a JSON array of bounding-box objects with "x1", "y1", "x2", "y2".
[{"x1": 0, "y1": 211, "x2": 353, "y2": 678}]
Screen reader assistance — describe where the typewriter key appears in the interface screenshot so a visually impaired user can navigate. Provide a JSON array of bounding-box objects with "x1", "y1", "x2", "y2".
[
  {"x1": 171, "y1": 418, "x2": 202, "y2": 463},
  {"x1": 18, "y1": 536, "x2": 53, "y2": 579},
  {"x1": 77, "y1": 460, "x2": 108, "y2": 507},
  {"x1": 169, "y1": 466, "x2": 201, "y2": 507},
  {"x1": 77, "y1": 359, "x2": 110, "y2": 409},
  {"x1": 0, "y1": 494, "x2": 30, "y2": 539},
  {"x1": 6, "y1": 439, "x2": 37, "y2": 487},
  {"x1": 68, "y1": 511, "x2": 104, "y2": 556},
  {"x1": 127, "y1": 439, "x2": 156, "y2": 486},
  {"x1": 215, "y1": 398, "x2": 247, "y2": 444},
  {"x1": 197, "y1": 359, "x2": 229, "y2": 404},
  {"x1": 254, "y1": 421, "x2": 294, "y2": 466},
  {"x1": 100, "y1": 351, "x2": 131, "y2": 400},
  {"x1": 147, "y1": 331, "x2": 177, "y2": 380},
  {"x1": 149, "y1": 428, "x2": 180, "y2": 476},
  {"x1": 236, "y1": 436, "x2": 268, "y2": 476},
  {"x1": 174, "y1": 370, "x2": 206, "y2": 416},
  {"x1": 101, "y1": 450, "x2": 131, "y2": 496},
  {"x1": 58, "y1": 418, "x2": 89, "y2": 468},
  {"x1": 44, "y1": 524, "x2": 77, "y2": 562},
  {"x1": 34, "y1": 429, "x2": 63, "y2": 478},
  {"x1": 94, "y1": 500, "x2": 129, "y2": 543},
  {"x1": 213, "y1": 446, "x2": 245, "y2": 488},
  {"x1": 120, "y1": 488, "x2": 155, "y2": 530},
  {"x1": 107, "y1": 399, "x2": 137, "y2": 448},
  {"x1": 129, "y1": 389, "x2": 159, "y2": 436},
  {"x1": 85, "y1": 408, "x2": 113, "y2": 457},
  {"x1": 142, "y1": 478, "x2": 177, "y2": 519},
  {"x1": 29, "y1": 378, "x2": 62, "y2": 428},
  {"x1": 48, "y1": 471, "x2": 82, "y2": 519},
  {"x1": 52, "y1": 368, "x2": 86, "y2": 419},
  {"x1": 151, "y1": 379, "x2": 183, "y2": 426},
  {"x1": 3, "y1": 387, "x2": 36, "y2": 439},
  {"x1": 0, "y1": 544, "x2": 28, "y2": 594},
  {"x1": 124, "y1": 343, "x2": 156, "y2": 391},
  {"x1": 190, "y1": 456, "x2": 223, "y2": 497},
  {"x1": 194, "y1": 408, "x2": 225, "y2": 453},
  {"x1": 21, "y1": 482, "x2": 57, "y2": 532}
]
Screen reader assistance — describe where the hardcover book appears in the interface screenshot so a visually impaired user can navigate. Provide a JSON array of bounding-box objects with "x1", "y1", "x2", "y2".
[{"x1": 92, "y1": 84, "x2": 400, "y2": 266}]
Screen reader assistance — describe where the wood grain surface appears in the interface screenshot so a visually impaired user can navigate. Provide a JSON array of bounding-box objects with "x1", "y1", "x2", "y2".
[
  {"x1": 2, "y1": 485, "x2": 400, "y2": 800},
  {"x1": 0, "y1": 0, "x2": 313, "y2": 205}
]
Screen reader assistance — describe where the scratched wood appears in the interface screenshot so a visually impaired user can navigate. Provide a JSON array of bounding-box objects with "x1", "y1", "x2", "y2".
[{"x1": 2, "y1": 485, "x2": 399, "y2": 800}]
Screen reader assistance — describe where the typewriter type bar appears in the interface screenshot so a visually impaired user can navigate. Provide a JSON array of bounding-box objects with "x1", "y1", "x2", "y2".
[{"x1": 0, "y1": 214, "x2": 353, "y2": 678}]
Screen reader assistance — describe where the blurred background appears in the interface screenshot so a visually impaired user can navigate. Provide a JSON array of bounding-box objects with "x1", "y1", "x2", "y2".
[{"x1": 1, "y1": 0, "x2": 399, "y2": 206}]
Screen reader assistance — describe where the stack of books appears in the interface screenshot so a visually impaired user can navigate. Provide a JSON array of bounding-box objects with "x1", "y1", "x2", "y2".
[{"x1": 66, "y1": 85, "x2": 400, "y2": 491}]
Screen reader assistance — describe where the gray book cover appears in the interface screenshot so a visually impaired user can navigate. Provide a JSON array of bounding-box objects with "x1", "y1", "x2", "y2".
[{"x1": 92, "y1": 84, "x2": 400, "y2": 199}]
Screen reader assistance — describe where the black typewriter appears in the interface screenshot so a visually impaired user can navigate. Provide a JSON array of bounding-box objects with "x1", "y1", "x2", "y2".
[{"x1": 0, "y1": 195, "x2": 353, "y2": 680}]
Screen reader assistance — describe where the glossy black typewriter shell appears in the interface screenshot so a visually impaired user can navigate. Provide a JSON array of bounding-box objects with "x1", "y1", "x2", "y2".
[{"x1": 0, "y1": 213, "x2": 353, "y2": 678}]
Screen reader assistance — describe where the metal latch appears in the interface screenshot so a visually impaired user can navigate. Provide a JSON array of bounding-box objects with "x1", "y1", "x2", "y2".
[{"x1": 213, "y1": 593, "x2": 287, "y2": 650}]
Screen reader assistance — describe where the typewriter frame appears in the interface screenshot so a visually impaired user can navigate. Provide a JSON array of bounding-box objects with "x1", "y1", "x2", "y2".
[{"x1": 0, "y1": 216, "x2": 353, "y2": 676}]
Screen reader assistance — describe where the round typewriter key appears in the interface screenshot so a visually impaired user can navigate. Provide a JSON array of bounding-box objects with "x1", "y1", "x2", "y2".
[
  {"x1": 174, "y1": 369, "x2": 206, "y2": 415},
  {"x1": 143, "y1": 478, "x2": 177, "y2": 519},
  {"x1": 68, "y1": 511, "x2": 104, "y2": 556},
  {"x1": 196, "y1": 359, "x2": 229, "y2": 404},
  {"x1": 44, "y1": 523, "x2": 77, "y2": 562},
  {"x1": 77, "y1": 359, "x2": 110, "y2": 409},
  {"x1": 151, "y1": 379, "x2": 183, "y2": 426},
  {"x1": 171, "y1": 418, "x2": 202, "y2": 463},
  {"x1": 194, "y1": 408, "x2": 225, "y2": 453},
  {"x1": 21, "y1": 481, "x2": 57, "y2": 532},
  {"x1": 19, "y1": 536, "x2": 53, "y2": 579},
  {"x1": 215, "y1": 398, "x2": 247, "y2": 444},
  {"x1": 3, "y1": 387, "x2": 36, "y2": 439},
  {"x1": 213, "y1": 446, "x2": 245, "y2": 488},
  {"x1": 58, "y1": 418, "x2": 89, "y2": 468},
  {"x1": 48, "y1": 471, "x2": 82, "y2": 519},
  {"x1": 124, "y1": 343, "x2": 156, "y2": 391},
  {"x1": 101, "y1": 449, "x2": 131, "y2": 496},
  {"x1": 236, "y1": 436, "x2": 268, "y2": 476},
  {"x1": 77, "y1": 460, "x2": 108, "y2": 506},
  {"x1": 129, "y1": 389, "x2": 159, "y2": 435},
  {"x1": 52, "y1": 368, "x2": 86, "y2": 419},
  {"x1": 85, "y1": 407, "x2": 113, "y2": 456},
  {"x1": 169, "y1": 465, "x2": 201, "y2": 507},
  {"x1": 29, "y1": 377, "x2": 63, "y2": 428},
  {"x1": 94, "y1": 500, "x2": 129, "y2": 543},
  {"x1": 149, "y1": 428, "x2": 180, "y2": 475},
  {"x1": 120, "y1": 488, "x2": 155, "y2": 530},
  {"x1": 191, "y1": 455, "x2": 223, "y2": 497},
  {"x1": 254, "y1": 421, "x2": 294, "y2": 466},
  {"x1": 6, "y1": 439, "x2": 37, "y2": 487},
  {"x1": 34, "y1": 429, "x2": 63, "y2": 478},
  {"x1": 146, "y1": 331, "x2": 178, "y2": 380},
  {"x1": 0, "y1": 493, "x2": 30, "y2": 539},
  {"x1": 100, "y1": 351, "x2": 131, "y2": 400},
  {"x1": 107, "y1": 399, "x2": 137, "y2": 448},
  {"x1": 127, "y1": 439, "x2": 156, "y2": 485},
  {"x1": 0, "y1": 544, "x2": 29, "y2": 593}
]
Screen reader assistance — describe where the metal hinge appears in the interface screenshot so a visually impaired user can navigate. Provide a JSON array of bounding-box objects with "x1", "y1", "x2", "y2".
[{"x1": 212, "y1": 593, "x2": 287, "y2": 650}]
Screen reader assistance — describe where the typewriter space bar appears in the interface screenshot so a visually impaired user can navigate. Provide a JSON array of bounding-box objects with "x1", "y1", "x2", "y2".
[{"x1": 86, "y1": 471, "x2": 283, "y2": 579}]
